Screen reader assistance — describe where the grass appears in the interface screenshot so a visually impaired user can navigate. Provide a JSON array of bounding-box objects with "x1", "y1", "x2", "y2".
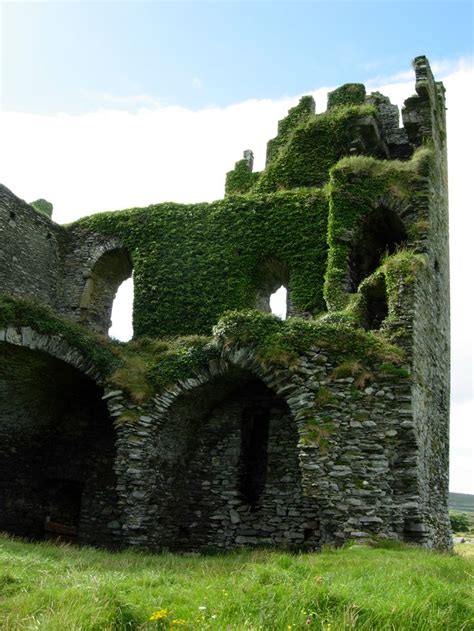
[{"x1": 0, "y1": 535, "x2": 472, "y2": 630}]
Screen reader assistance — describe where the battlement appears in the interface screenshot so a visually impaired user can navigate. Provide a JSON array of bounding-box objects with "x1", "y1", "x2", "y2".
[{"x1": 0, "y1": 57, "x2": 451, "y2": 552}]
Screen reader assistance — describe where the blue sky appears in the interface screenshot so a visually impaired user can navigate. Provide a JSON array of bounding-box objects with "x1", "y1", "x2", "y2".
[{"x1": 2, "y1": 1, "x2": 473, "y2": 114}]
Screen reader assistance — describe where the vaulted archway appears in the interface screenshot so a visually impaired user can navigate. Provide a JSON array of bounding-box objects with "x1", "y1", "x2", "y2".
[
  {"x1": 146, "y1": 369, "x2": 319, "y2": 551},
  {"x1": 0, "y1": 342, "x2": 119, "y2": 546}
]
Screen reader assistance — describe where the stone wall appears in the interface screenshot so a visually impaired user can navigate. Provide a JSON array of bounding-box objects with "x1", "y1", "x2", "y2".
[
  {"x1": 409, "y1": 59, "x2": 451, "y2": 549},
  {"x1": 0, "y1": 185, "x2": 64, "y2": 309},
  {"x1": 0, "y1": 56, "x2": 451, "y2": 552}
]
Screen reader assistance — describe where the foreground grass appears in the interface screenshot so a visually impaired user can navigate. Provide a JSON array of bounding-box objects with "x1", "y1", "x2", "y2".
[{"x1": 0, "y1": 535, "x2": 472, "y2": 630}]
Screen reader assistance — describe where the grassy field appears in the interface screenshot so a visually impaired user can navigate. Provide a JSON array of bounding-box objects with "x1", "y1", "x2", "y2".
[
  {"x1": 449, "y1": 492, "x2": 474, "y2": 517},
  {"x1": 0, "y1": 535, "x2": 472, "y2": 631}
]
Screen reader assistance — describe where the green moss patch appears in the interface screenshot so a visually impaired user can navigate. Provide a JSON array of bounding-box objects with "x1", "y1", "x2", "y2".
[{"x1": 0, "y1": 294, "x2": 120, "y2": 378}]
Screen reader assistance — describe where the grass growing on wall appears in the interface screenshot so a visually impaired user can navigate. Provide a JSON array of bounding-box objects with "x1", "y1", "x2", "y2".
[
  {"x1": 0, "y1": 535, "x2": 472, "y2": 630},
  {"x1": 0, "y1": 294, "x2": 121, "y2": 378},
  {"x1": 324, "y1": 147, "x2": 432, "y2": 311},
  {"x1": 0, "y1": 295, "x2": 405, "y2": 405}
]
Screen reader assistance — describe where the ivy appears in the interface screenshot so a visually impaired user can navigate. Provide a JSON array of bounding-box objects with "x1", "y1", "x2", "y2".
[
  {"x1": 77, "y1": 189, "x2": 329, "y2": 338},
  {"x1": 252, "y1": 104, "x2": 376, "y2": 192},
  {"x1": 324, "y1": 147, "x2": 433, "y2": 311}
]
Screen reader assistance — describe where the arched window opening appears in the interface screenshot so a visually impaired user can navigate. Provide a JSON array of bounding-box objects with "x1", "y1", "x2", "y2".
[
  {"x1": 109, "y1": 275, "x2": 134, "y2": 341},
  {"x1": 363, "y1": 274, "x2": 389, "y2": 331},
  {"x1": 348, "y1": 207, "x2": 407, "y2": 292},
  {"x1": 80, "y1": 248, "x2": 133, "y2": 336},
  {"x1": 269, "y1": 285, "x2": 288, "y2": 319},
  {"x1": 255, "y1": 257, "x2": 290, "y2": 317}
]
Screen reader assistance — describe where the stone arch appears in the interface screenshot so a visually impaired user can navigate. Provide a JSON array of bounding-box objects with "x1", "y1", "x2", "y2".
[
  {"x1": 79, "y1": 243, "x2": 133, "y2": 335},
  {"x1": 0, "y1": 328, "x2": 120, "y2": 546},
  {"x1": 139, "y1": 346, "x2": 320, "y2": 551},
  {"x1": 0, "y1": 326, "x2": 105, "y2": 382},
  {"x1": 348, "y1": 203, "x2": 408, "y2": 293}
]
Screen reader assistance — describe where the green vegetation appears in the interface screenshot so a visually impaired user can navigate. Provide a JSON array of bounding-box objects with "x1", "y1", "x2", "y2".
[
  {"x1": 0, "y1": 295, "x2": 405, "y2": 407},
  {"x1": 449, "y1": 493, "x2": 474, "y2": 517},
  {"x1": 225, "y1": 158, "x2": 259, "y2": 195},
  {"x1": 0, "y1": 294, "x2": 121, "y2": 378},
  {"x1": 77, "y1": 189, "x2": 329, "y2": 338},
  {"x1": 253, "y1": 104, "x2": 376, "y2": 192},
  {"x1": 324, "y1": 147, "x2": 432, "y2": 311},
  {"x1": 30, "y1": 198, "x2": 53, "y2": 218},
  {"x1": 213, "y1": 310, "x2": 403, "y2": 368},
  {"x1": 327, "y1": 84, "x2": 366, "y2": 109},
  {"x1": 450, "y1": 512, "x2": 472, "y2": 533},
  {"x1": 0, "y1": 535, "x2": 472, "y2": 630}
]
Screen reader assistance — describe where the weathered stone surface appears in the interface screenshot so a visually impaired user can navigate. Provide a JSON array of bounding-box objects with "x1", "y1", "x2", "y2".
[{"x1": 0, "y1": 56, "x2": 450, "y2": 552}]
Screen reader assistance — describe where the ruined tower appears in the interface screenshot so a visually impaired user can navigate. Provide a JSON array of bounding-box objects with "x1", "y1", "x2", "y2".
[{"x1": 0, "y1": 56, "x2": 450, "y2": 550}]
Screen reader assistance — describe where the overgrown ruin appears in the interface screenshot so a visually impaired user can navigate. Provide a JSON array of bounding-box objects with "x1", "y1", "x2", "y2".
[{"x1": 0, "y1": 56, "x2": 451, "y2": 551}]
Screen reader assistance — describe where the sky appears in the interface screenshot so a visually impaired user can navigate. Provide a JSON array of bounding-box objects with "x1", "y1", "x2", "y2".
[{"x1": 0, "y1": 0, "x2": 473, "y2": 494}]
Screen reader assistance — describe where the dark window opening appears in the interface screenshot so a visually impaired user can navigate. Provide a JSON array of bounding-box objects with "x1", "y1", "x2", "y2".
[
  {"x1": 304, "y1": 528, "x2": 314, "y2": 541},
  {"x1": 363, "y1": 275, "x2": 389, "y2": 330},
  {"x1": 240, "y1": 404, "x2": 270, "y2": 508},
  {"x1": 349, "y1": 206, "x2": 407, "y2": 292}
]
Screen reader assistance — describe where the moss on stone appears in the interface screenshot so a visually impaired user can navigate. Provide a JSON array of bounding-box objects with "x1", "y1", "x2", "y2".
[
  {"x1": 327, "y1": 83, "x2": 366, "y2": 109},
  {"x1": 0, "y1": 294, "x2": 120, "y2": 377},
  {"x1": 324, "y1": 147, "x2": 433, "y2": 311}
]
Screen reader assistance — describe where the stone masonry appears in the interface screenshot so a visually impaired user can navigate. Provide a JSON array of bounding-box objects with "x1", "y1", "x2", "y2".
[{"x1": 0, "y1": 57, "x2": 451, "y2": 551}]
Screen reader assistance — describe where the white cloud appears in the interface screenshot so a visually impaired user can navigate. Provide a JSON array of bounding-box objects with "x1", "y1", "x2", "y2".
[
  {"x1": 81, "y1": 89, "x2": 163, "y2": 109},
  {"x1": 1, "y1": 58, "x2": 472, "y2": 492},
  {"x1": 192, "y1": 77, "x2": 204, "y2": 90}
]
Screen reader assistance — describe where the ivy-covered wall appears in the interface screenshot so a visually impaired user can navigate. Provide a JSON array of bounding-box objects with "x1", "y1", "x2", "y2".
[
  {"x1": 0, "y1": 56, "x2": 452, "y2": 551},
  {"x1": 75, "y1": 189, "x2": 329, "y2": 338}
]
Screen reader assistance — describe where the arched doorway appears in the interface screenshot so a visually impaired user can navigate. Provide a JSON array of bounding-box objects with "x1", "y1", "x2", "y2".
[
  {"x1": 0, "y1": 343, "x2": 119, "y2": 546},
  {"x1": 147, "y1": 370, "x2": 320, "y2": 551}
]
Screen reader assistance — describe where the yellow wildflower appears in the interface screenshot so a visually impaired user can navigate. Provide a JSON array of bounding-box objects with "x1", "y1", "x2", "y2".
[{"x1": 149, "y1": 608, "x2": 170, "y2": 621}]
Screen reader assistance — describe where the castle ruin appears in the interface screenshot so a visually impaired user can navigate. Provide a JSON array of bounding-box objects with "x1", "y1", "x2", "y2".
[{"x1": 0, "y1": 56, "x2": 451, "y2": 551}]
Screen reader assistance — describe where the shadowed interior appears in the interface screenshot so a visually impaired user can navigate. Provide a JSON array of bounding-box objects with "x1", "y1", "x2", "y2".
[{"x1": 0, "y1": 343, "x2": 119, "y2": 545}]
